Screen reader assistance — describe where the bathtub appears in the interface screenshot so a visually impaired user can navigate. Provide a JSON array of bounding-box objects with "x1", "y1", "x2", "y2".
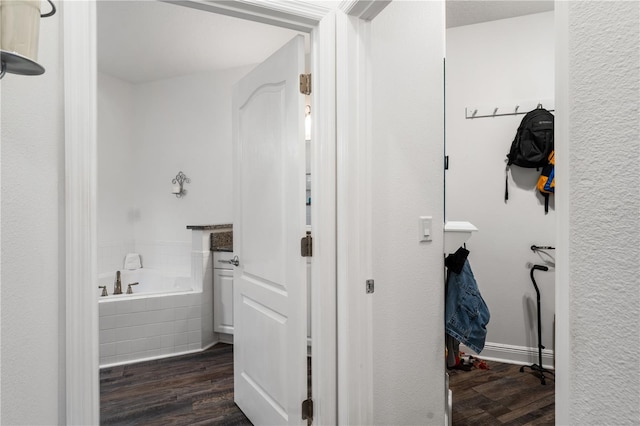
[
  {"x1": 98, "y1": 268, "x2": 192, "y2": 299},
  {"x1": 98, "y1": 268, "x2": 213, "y2": 367}
]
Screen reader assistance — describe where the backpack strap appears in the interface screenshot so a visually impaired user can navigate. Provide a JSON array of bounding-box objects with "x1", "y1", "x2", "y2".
[
  {"x1": 505, "y1": 167, "x2": 509, "y2": 202},
  {"x1": 543, "y1": 193, "x2": 549, "y2": 214}
]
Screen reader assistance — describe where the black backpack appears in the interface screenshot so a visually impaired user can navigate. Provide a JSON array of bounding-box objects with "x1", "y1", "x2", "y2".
[{"x1": 505, "y1": 107, "x2": 554, "y2": 201}]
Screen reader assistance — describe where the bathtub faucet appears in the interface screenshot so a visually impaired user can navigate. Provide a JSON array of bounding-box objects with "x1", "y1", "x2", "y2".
[
  {"x1": 114, "y1": 271, "x2": 122, "y2": 295},
  {"x1": 126, "y1": 282, "x2": 139, "y2": 294}
]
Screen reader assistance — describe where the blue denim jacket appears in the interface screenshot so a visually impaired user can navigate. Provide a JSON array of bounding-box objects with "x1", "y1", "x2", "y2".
[{"x1": 445, "y1": 260, "x2": 490, "y2": 354}]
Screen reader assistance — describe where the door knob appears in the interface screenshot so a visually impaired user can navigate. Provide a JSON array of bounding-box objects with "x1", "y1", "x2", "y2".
[{"x1": 218, "y1": 255, "x2": 239, "y2": 266}]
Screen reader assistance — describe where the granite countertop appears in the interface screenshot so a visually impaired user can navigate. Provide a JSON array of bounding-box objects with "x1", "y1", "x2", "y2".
[
  {"x1": 186, "y1": 224, "x2": 232, "y2": 230},
  {"x1": 210, "y1": 230, "x2": 233, "y2": 252},
  {"x1": 214, "y1": 246, "x2": 233, "y2": 252}
]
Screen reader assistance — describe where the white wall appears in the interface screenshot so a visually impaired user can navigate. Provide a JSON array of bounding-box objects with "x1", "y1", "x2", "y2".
[
  {"x1": 97, "y1": 66, "x2": 252, "y2": 274},
  {"x1": 97, "y1": 73, "x2": 136, "y2": 273},
  {"x1": 561, "y1": 1, "x2": 640, "y2": 423},
  {"x1": 446, "y1": 12, "x2": 556, "y2": 362},
  {"x1": 0, "y1": 12, "x2": 65, "y2": 425},
  {"x1": 371, "y1": 2, "x2": 445, "y2": 424},
  {"x1": 132, "y1": 67, "x2": 250, "y2": 242}
]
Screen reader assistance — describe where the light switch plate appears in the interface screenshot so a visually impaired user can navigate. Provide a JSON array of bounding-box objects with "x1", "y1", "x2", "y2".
[{"x1": 419, "y1": 216, "x2": 432, "y2": 242}]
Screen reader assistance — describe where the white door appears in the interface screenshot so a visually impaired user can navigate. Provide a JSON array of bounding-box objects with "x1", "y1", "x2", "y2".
[{"x1": 232, "y1": 35, "x2": 308, "y2": 426}]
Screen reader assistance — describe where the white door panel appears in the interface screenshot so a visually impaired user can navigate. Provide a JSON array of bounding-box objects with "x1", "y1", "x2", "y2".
[{"x1": 233, "y1": 35, "x2": 307, "y2": 426}]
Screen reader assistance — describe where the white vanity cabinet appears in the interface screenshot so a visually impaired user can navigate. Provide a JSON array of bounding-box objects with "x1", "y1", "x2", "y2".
[{"x1": 213, "y1": 252, "x2": 234, "y2": 335}]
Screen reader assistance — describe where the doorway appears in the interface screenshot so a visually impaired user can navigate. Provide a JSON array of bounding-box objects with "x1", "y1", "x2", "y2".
[
  {"x1": 96, "y1": 1, "x2": 310, "y2": 424},
  {"x1": 63, "y1": 1, "x2": 337, "y2": 424},
  {"x1": 444, "y1": 2, "x2": 557, "y2": 423}
]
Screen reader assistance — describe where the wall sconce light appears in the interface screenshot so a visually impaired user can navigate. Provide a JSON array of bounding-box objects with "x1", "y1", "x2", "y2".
[
  {"x1": 171, "y1": 171, "x2": 190, "y2": 198},
  {"x1": 0, "y1": 0, "x2": 56, "y2": 79}
]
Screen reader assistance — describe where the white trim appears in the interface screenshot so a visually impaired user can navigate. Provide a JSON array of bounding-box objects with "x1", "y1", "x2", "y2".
[
  {"x1": 163, "y1": 0, "x2": 325, "y2": 32},
  {"x1": 65, "y1": 1, "x2": 337, "y2": 424},
  {"x1": 225, "y1": 0, "x2": 331, "y2": 21},
  {"x1": 99, "y1": 341, "x2": 219, "y2": 369},
  {"x1": 445, "y1": 385, "x2": 452, "y2": 426},
  {"x1": 217, "y1": 332, "x2": 234, "y2": 345},
  {"x1": 63, "y1": 1, "x2": 99, "y2": 425},
  {"x1": 554, "y1": 2, "x2": 570, "y2": 424},
  {"x1": 339, "y1": 0, "x2": 391, "y2": 21},
  {"x1": 310, "y1": 11, "x2": 338, "y2": 426},
  {"x1": 460, "y1": 342, "x2": 555, "y2": 370},
  {"x1": 336, "y1": 11, "x2": 373, "y2": 426}
]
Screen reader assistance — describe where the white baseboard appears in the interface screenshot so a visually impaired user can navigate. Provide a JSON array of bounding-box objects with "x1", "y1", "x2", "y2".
[
  {"x1": 99, "y1": 341, "x2": 220, "y2": 369},
  {"x1": 460, "y1": 342, "x2": 555, "y2": 370},
  {"x1": 446, "y1": 388, "x2": 452, "y2": 426},
  {"x1": 217, "y1": 332, "x2": 234, "y2": 345}
]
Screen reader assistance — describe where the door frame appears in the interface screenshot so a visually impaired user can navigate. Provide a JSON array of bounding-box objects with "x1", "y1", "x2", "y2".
[
  {"x1": 63, "y1": 1, "x2": 338, "y2": 424},
  {"x1": 334, "y1": 4, "x2": 382, "y2": 424},
  {"x1": 553, "y1": 2, "x2": 570, "y2": 423},
  {"x1": 334, "y1": 1, "x2": 570, "y2": 424}
]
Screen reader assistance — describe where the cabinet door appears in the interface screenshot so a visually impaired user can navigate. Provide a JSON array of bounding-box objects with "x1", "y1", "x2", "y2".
[{"x1": 214, "y1": 268, "x2": 234, "y2": 334}]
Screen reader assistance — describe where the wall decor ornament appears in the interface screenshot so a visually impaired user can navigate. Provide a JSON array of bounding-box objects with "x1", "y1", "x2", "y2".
[{"x1": 171, "y1": 171, "x2": 190, "y2": 198}]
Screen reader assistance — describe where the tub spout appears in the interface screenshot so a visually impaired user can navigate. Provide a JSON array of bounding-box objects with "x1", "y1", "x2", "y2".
[{"x1": 114, "y1": 271, "x2": 122, "y2": 295}]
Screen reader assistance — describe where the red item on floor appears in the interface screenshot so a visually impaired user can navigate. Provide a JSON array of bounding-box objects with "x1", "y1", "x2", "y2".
[{"x1": 476, "y1": 359, "x2": 490, "y2": 370}]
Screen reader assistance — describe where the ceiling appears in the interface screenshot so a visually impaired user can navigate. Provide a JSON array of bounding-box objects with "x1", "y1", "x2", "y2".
[
  {"x1": 97, "y1": 1, "x2": 302, "y2": 84},
  {"x1": 446, "y1": 1, "x2": 554, "y2": 28},
  {"x1": 98, "y1": 1, "x2": 555, "y2": 84}
]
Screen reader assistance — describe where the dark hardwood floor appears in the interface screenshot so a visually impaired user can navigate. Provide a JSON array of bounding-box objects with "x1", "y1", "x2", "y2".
[
  {"x1": 449, "y1": 358, "x2": 555, "y2": 425},
  {"x1": 101, "y1": 343, "x2": 554, "y2": 425},
  {"x1": 100, "y1": 343, "x2": 251, "y2": 425}
]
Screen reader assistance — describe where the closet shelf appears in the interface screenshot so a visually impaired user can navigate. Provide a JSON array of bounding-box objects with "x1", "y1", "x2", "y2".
[{"x1": 444, "y1": 221, "x2": 478, "y2": 254}]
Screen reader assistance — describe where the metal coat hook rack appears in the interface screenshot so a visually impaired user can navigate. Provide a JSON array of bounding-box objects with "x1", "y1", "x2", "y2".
[{"x1": 465, "y1": 100, "x2": 555, "y2": 119}]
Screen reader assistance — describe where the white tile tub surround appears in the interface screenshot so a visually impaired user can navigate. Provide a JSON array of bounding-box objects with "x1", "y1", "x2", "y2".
[
  {"x1": 133, "y1": 240, "x2": 192, "y2": 277},
  {"x1": 98, "y1": 240, "x2": 135, "y2": 275},
  {"x1": 98, "y1": 240, "x2": 191, "y2": 277},
  {"x1": 98, "y1": 268, "x2": 191, "y2": 296},
  {"x1": 191, "y1": 228, "x2": 216, "y2": 349},
  {"x1": 99, "y1": 290, "x2": 204, "y2": 366},
  {"x1": 98, "y1": 229, "x2": 216, "y2": 367}
]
